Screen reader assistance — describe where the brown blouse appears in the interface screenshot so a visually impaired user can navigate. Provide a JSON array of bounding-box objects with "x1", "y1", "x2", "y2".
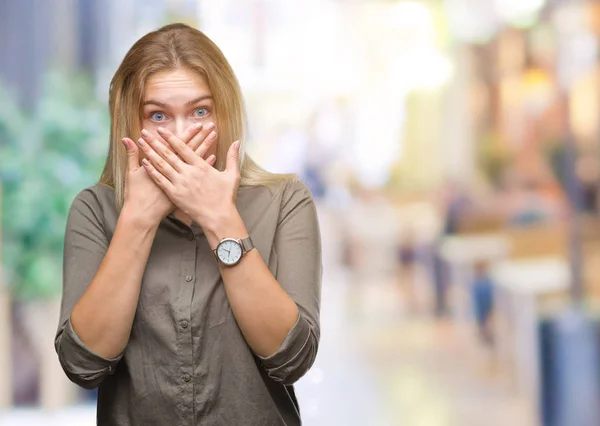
[{"x1": 55, "y1": 180, "x2": 322, "y2": 426}]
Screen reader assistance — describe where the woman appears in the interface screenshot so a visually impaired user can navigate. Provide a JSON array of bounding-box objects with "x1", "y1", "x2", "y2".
[{"x1": 55, "y1": 23, "x2": 322, "y2": 426}]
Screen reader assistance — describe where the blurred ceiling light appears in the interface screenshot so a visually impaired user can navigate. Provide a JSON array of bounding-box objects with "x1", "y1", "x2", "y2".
[
  {"x1": 388, "y1": 1, "x2": 432, "y2": 29},
  {"x1": 494, "y1": 0, "x2": 547, "y2": 27},
  {"x1": 390, "y1": 47, "x2": 453, "y2": 91},
  {"x1": 444, "y1": 0, "x2": 499, "y2": 43}
]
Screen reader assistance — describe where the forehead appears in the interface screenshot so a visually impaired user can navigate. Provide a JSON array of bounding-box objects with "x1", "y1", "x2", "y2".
[{"x1": 143, "y1": 68, "x2": 211, "y2": 101}]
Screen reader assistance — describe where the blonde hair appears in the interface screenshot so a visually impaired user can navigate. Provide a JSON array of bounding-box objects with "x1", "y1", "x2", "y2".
[{"x1": 100, "y1": 23, "x2": 295, "y2": 210}]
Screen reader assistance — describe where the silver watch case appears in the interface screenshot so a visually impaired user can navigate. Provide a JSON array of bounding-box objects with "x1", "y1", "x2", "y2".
[{"x1": 213, "y1": 236, "x2": 254, "y2": 266}]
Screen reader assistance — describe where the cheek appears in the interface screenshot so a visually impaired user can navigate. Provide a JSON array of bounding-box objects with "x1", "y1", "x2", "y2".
[
  {"x1": 141, "y1": 118, "x2": 155, "y2": 129},
  {"x1": 140, "y1": 121, "x2": 161, "y2": 141},
  {"x1": 142, "y1": 120, "x2": 176, "y2": 136}
]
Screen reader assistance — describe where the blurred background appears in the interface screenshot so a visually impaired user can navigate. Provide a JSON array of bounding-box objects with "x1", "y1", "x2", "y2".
[{"x1": 2, "y1": 0, "x2": 600, "y2": 425}]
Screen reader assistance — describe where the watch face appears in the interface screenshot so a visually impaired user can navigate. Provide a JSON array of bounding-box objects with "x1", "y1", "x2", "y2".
[{"x1": 216, "y1": 239, "x2": 243, "y2": 265}]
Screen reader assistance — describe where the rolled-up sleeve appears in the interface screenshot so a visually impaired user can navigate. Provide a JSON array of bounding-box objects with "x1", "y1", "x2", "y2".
[
  {"x1": 258, "y1": 180, "x2": 322, "y2": 385},
  {"x1": 54, "y1": 187, "x2": 121, "y2": 389},
  {"x1": 56, "y1": 317, "x2": 123, "y2": 389}
]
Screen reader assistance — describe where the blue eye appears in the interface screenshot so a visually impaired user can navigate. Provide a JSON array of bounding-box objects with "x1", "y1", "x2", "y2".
[
  {"x1": 150, "y1": 112, "x2": 166, "y2": 122},
  {"x1": 194, "y1": 108, "x2": 208, "y2": 118}
]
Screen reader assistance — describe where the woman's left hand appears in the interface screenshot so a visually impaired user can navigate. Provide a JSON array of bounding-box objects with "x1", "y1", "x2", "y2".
[{"x1": 138, "y1": 125, "x2": 241, "y2": 233}]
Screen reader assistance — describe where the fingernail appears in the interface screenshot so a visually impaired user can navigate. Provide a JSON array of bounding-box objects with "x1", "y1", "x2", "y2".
[
  {"x1": 206, "y1": 122, "x2": 215, "y2": 130},
  {"x1": 157, "y1": 127, "x2": 166, "y2": 134},
  {"x1": 142, "y1": 158, "x2": 150, "y2": 166},
  {"x1": 121, "y1": 138, "x2": 130, "y2": 149},
  {"x1": 208, "y1": 131, "x2": 217, "y2": 140},
  {"x1": 194, "y1": 123, "x2": 203, "y2": 130},
  {"x1": 234, "y1": 141, "x2": 241, "y2": 149},
  {"x1": 137, "y1": 138, "x2": 146, "y2": 147},
  {"x1": 141, "y1": 129, "x2": 150, "y2": 138}
]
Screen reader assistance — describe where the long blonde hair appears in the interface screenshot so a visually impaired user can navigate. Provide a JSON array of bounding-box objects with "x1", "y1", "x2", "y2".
[{"x1": 100, "y1": 23, "x2": 295, "y2": 210}]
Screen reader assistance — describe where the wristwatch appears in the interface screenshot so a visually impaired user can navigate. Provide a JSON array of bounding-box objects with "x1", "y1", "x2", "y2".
[{"x1": 213, "y1": 236, "x2": 255, "y2": 266}]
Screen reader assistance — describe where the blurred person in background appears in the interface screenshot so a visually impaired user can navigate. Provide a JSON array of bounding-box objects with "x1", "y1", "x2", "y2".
[
  {"x1": 576, "y1": 153, "x2": 600, "y2": 215},
  {"x1": 507, "y1": 178, "x2": 560, "y2": 227},
  {"x1": 430, "y1": 182, "x2": 472, "y2": 318},
  {"x1": 396, "y1": 228, "x2": 420, "y2": 315},
  {"x1": 54, "y1": 23, "x2": 322, "y2": 426},
  {"x1": 470, "y1": 261, "x2": 495, "y2": 346},
  {"x1": 496, "y1": 166, "x2": 564, "y2": 227}
]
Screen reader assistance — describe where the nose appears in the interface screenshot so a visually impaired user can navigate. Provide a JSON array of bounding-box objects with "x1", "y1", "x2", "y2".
[{"x1": 174, "y1": 118, "x2": 186, "y2": 137}]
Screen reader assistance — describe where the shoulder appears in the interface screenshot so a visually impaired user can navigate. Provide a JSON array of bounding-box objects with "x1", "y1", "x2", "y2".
[
  {"x1": 71, "y1": 183, "x2": 115, "y2": 211},
  {"x1": 274, "y1": 178, "x2": 317, "y2": 226},
  {"x1": 237, "y1": 177, "x2": 316, "y2": 225},
  {"x1": 69, "y1": 183, "x2": 116, "y2": 226},
  {"x1": 253, "y1": 177, "x2": 313, "y2": 208},
  {"x1": 280, "y1": 177, "x2": 312, "y2": 198},
  {"x1": 239, "y1": 176, "x2": 313, "y2": 204},
  {"x1": 278, "y1": 178, "x2": 313, "y2": 207}
]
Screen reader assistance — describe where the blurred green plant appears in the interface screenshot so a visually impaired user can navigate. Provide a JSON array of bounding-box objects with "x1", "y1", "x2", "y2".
[{"x1": 0, "y1": 71, "x2": 109, "y2": 300}]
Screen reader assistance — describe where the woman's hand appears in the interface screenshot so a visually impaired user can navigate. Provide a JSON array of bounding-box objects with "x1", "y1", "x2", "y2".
[
  {"x1": 136, "y1": 125, "x2": 241, "y2": 235},
  {"x1": 121, "y1": 123, "x2": 217, "y2": 227}
]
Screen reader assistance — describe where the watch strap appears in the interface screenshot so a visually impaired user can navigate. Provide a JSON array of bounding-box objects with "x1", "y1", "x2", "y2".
[{"x1": 240, "y1": 235, "x2": 254, "y2": 254}]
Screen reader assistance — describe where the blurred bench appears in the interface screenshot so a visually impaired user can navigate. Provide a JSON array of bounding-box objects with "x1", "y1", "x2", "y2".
[
  {"x1": 439, "y1": 219, "x2": 571, "y2": 423},
  {"x1": 490, "y1": 224, "x2": 569, "y2": 425},
  {"x1": 491, "y1": 257, "x2": 569, "y2": 425}
]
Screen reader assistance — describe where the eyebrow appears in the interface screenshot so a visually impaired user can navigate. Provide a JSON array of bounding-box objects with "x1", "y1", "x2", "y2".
[{"x1": 142, "y1": 95, "x2": 213, "y2": 108}]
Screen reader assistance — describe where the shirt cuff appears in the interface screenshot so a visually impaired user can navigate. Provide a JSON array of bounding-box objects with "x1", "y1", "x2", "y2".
[
  {"x1": 256, "y1": 313, "x2": 315, "y2": 383},
  {"x1": 56, "y1": 317, "x2": 123, "y2": 387}
]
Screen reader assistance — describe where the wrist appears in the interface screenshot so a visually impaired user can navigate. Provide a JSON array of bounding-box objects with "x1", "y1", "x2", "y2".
[
  {"x1": 203, "y1": 206, "x2": 247, "y2": 249},
  {"x1": 119, "y1": 204, "x2": 161, "y2": 233}
]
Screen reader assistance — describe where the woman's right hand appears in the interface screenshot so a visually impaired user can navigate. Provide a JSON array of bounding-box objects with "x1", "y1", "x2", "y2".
[{"x1": 120, "y1": 123, "x2": 217, "y2": 227}]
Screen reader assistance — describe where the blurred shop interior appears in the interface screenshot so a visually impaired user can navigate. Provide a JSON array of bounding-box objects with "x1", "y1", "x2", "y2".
[{"x1": 3, "y1": 0, "x2": 600, "y2": 425}]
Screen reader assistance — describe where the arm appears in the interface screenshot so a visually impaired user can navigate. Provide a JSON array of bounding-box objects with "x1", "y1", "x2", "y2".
[
  {"x1": 55, "y1": 189, "x2": 158, "y2": 389},
  {"x1": 205, "y1": 182, "x2": 322, "y2": 385}
]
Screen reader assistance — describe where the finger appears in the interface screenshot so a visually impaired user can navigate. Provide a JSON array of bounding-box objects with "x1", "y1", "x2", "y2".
[
  {"x1": 157, "y1": 127, "x2": 199, "y2": 165},
  {"x1": 189, "y1": 122, "x2": 216, "y2": 154},
  {"x1": 141, "y1": 158, "x2": 176, "y2": 193},
  {"x1": 141, "y1": 129, "x2": 186, "y2": 173},
  {"x1": 206, "y1": 154, "x2": 216, "y2": 167},
  {"x1": 178, "y1": 122, "x2": 203, "y2": 144},
  {"x1": 195, "y1": 129, "x2": 218, "y2": 159},
  {"x1": 137, "y1": 137, "x2": 180, "y2": 182},
  {"x1": 122, "y1": 138, "x2": 140, "y2": 172},
  {"x1": 225, "y1": 140, "x2": 241, "y2": 176}
]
